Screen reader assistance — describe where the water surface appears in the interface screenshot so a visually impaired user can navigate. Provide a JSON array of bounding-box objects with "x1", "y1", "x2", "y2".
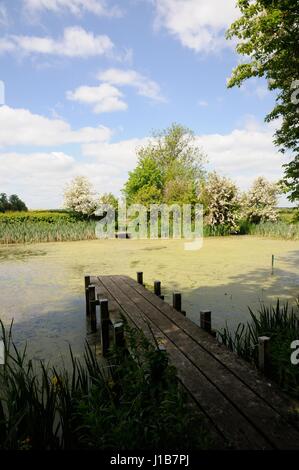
[{"x1": 0, "y1": 237, "x2": 298, "y2": 363}]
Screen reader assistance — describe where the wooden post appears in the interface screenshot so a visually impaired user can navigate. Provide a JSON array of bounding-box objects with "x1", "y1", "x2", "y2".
[
  {"x1": 114, "y1": 321, "x2": 124, "y2": 348},
  {"x1": 137, "y1": 272, "x2": 143, "y2": 285},
  {"x1": 172, "y1": 292, "x2": 182, "y2": 312},
  {"x1": 100, "y1": 299, "x2": 110, "y2": 356},
  {"x1": 200, "y1": 310, "x2": 211, "y2": 333},
  {"x1": 258, "y1": 336, "x2": 271, "y2": 374},
  {"x1": 271, "y1": 255, "x2": 275, "y2": 275},
  {"x1": 154, "y1": 280, "x2": 161, "y2": 297},
  {"x1": 85, "y1": 275, "x2": 91, "y2": 316},
  {"x1": 88, "y1": 284, "x2": 97, "y2": 332}
]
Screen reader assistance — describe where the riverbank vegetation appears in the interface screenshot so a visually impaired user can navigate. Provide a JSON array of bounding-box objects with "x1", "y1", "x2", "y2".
[
  {"x1": 218, "y1": 301, "x2": 299, "y2": 398},
  {"x1": 1, "y1": 125, "x2": 298, "y2": 244},
  {"x1": 0, "y1": 208, "x2": 298, "y2": 244},
  {"x1": 0, "y1": 321, "x2": 209, "y2": 450}
]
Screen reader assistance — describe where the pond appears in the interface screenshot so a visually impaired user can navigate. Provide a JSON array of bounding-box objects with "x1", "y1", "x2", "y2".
[{"x1": 0, "y1": 236, "x2": 298, "y2": 364}]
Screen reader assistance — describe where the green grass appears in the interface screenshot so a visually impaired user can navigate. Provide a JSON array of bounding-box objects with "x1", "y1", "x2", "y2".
[
  {"x1": 0, "y1": 220, "x2": 97, "y2": 244},
  {"x1": 0, "y1": 211, "x2": 97, "y2": 244},
  {"x1": 278, "y1": 208, "x2": 299, "y2": 224},
  {"x1": 1, "y1": 211, "x2": 299, "y2": 244},
  {"x1": 248, "y1": 221, "x2": 299, "y2": 240},
  {"x1": 218, "y1": 300, "x2": 299, "y2": 397},
  {"x1": 0, "y1": 321, "x2": 210, "y2": 450}
]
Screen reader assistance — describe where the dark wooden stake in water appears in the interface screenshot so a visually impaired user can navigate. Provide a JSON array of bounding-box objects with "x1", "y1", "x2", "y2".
[
  {"x1": 200, "y1": 310, "x2": 212, "y2": 333},
  {"x1": 114, "y1": 321, "x2": 125, "y2": 348},
  {"x1": 154, "y1": 280, "x2": 161, "y2": 296},
  {"x1": 271, "y1": 255, "x2": 275, "y2": 275},
  {"x1": 258, "y1": 336, "x2": 271, "y2": 374},
  {"x1": 137, "y1": 271, "x2": 143, "y2": 285},
  {"x1": 88, "y1": 284, "x2": 97, "y2": 332},
  {"x1": 100, "y1": 299, "x2": 110, "y2": 356},
  {"x1": 85, "y1": 275, "x2": 91, "y2": 316},
  {"x1": 173, "y1": 292, "x2": 181, "y2": 312}
]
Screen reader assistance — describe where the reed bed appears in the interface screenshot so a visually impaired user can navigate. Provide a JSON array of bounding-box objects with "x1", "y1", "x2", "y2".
[
  {"x1": 0, "y1": 220, "x2": 97, "y2": 244},
  {"x1": 249, "y1": 221, "x2": 299, "y2": 240},
  {"x1": 1, "y1": 212, "x2": 299, "y2": 244},
  {"x1": 218, "y1": 300, "x2": 299, "y2": 397},
  {"x1": 0, "y1": 321, "x2": 209, "y2": 450}
]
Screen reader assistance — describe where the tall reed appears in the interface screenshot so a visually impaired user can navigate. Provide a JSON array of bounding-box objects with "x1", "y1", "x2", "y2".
[
  {"x1": 0, "y1": 321, "x2": 209, "y2": 450},
  {"x1": 218, "y1": 300, "x2": 299, "y2": 396}
]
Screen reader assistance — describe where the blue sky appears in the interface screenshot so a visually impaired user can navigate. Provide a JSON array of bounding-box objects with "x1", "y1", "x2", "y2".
[{"x1": 0, "y1": 0, "x2": 292, "y2": 208}]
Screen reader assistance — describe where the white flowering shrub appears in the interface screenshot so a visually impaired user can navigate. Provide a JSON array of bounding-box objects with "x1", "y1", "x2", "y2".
[
  {"x1": 199, "y1": 172, "x2": 241, "y2": 232},
  {"x1": 63, "y1": 176, "x2": 97, "y2": 216},
  {"x1": 243, "y1": 177, "x2": 279, "y2": 224}
]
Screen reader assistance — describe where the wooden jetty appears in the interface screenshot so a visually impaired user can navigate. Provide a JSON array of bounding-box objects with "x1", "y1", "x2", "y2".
[{"x1": 85, "y1": 273, "x2": 299, "y2": 450}]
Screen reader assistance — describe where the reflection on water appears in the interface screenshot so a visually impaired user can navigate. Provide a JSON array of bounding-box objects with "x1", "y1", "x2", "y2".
[{"x1": 0, "y1": 237, "x2": 298, "y2": 364}]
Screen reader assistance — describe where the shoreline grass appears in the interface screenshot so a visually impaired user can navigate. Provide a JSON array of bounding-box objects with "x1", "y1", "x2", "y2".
[
  {"x1": 217, "y1": 300, "x2": 299, "y2": 398},
  {"x1": 0, "y1": 211, "x2": 299, "y2": 244},
  {"x1": 0, "y1": 321, "x2": 210, "y2": 450}
]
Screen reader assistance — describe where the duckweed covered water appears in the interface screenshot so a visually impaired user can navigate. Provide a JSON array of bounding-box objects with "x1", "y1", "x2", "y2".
[{"x1": 0, "y1": 236, "x2": 298, "y2": 363}]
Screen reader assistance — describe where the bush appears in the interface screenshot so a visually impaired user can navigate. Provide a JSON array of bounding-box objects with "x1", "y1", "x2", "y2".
[
  {"x1": 243, "y1": 177, "x2": 279, "y2": 224},
  {"x1": 199, "y1": 172, "x2": 241, "y2": 233}
]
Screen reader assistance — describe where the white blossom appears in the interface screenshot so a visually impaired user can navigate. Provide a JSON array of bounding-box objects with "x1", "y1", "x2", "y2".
[
  {"x1": 63, "y1": 176, "x2": 97, "y2": 215},
  {"x1": 243, "y1": 177, "x2": 279, "y2": 223}
]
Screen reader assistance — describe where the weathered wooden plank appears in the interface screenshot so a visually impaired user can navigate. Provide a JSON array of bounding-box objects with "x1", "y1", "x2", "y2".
[
  {"x1": 98, "y1": 275, "x2": 272, "y2": 450},
  {"x1": 122, "y1": 275, "x2": 297, "y2": 422},
  {"x1": 115, "y1": 275, "x2": 299, "y2": 450}
]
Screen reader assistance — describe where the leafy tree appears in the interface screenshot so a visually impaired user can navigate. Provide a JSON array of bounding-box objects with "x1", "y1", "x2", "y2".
[
  {"x1": 9, "y1": 194, "x2": 28, "y2": 212},
  {"x1": 227, "y1": 0, "x2": 299, "y2": 203},
  {"x1": 124, "y1": 156, "x2": 163, "y2": 205},
  {"x1": 63, "y1": 176, "x2": 97, "y2": 216},
  {"x1": 123, "y1": 124, "x2": 205, "y2": 206},
  {"x1": 98, "y1": 193, "x2": 119, "y2": 210},
  {"x1": 0, "y1": 193, "x2": 10, "y2": 212},
  {"x1": 199, "y1": 172, "x2": 241, "y2": 232},
  {"x1": 0, "y1": 193, "x2": 28, "y2": 212},
  {"x1": 243, "y1": 177, "x2": 279, "y2": 223}
]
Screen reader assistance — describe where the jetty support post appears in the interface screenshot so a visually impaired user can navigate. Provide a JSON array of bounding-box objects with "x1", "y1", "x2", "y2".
[
  {"x1": 155, "y1": 280, "x2": 164, "y2": 300},
  {"x1": 114, "y1": 321, "x2": 125, "y2": 349},
  {"x1": 137, "y1": 271, "x2": 143, "y2": 286},
  {"x1": 200, "y1": 310, "x2": 212, "y2": 334},
  {"x1": 173, "y1": 292, "x2": 186, "y2": 316},
  {"x1": 154, "y1": 280, "x2": 161, "y2": 297},
  {"x1": 88, "y1": 284, "x2": 97, "y2": 332},
  {"x1": 100, "y1": 299, "x2": 110, "y2": 357},
  {"x1": 85, "y1": 275, "x2": 91, "y2": 316},
  {"x1": 258, "y1": 336, "x2": 271, "y2": 374}
]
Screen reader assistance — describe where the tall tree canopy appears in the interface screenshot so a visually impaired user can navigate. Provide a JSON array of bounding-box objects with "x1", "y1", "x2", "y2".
[
  {"x1": 123, "y1": 124, "x2": 205, "y2": 206},
  {"x1": 0, "y1": 193, "x2": 28, "y2": 212},
  {"x1": 227, "y1": 0, "x2": 299, "y2": 203}
]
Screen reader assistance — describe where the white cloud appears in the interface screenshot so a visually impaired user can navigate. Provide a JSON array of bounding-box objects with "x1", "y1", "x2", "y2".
[
  {"x1": 23, "y1": 0, "x2": 122, "y2": 17},
  {"x1": 240, "y1": 79, "x2": 270, "y2": 100},
  {"x1": 198, "y1": 100, "x2": 208, "y2": 107},
  {"x1": 67, "y1": 83, "x2": 128, "y2": 113},
  {"x1": 0, "y1": 26, "x2": 114, "y2": 58},
  {"x1": 0, "y1": 108, "x2": 292, "y2": 208},
  {"x1": 0, "y1": 139, "x2": 143, "y2": 208},
  {"x1": 0, "y1": 3, "x2": 8, "y2": 26},
  {"x1": 153, "y1": 0, "x2": 239, "y2": 53},
  {"x1": 197, "y1": 123, "x2": 289, "y2": 189},
  {"x1": 0, "y1": 105, "x2": 112, "y2": 146},
  {"x1": 98, "y1": 68, "x2": 166, "y2": 102}
]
